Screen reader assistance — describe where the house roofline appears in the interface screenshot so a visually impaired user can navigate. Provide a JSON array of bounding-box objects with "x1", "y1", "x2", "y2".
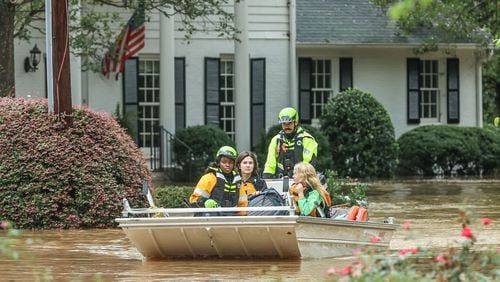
[{"x1": 296, "y1": 42, "x2": 480, "y2": 50}]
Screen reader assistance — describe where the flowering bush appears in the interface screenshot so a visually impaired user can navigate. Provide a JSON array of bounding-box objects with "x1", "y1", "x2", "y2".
[
  {"x1": 326, "y1": 211, "x2": 499, "y2": 281},
  {"x1": 0, "y1": 98, "x2": 150, "y2": 228},
  {"x1": 325, "y1": 170, "x2": 367, "y2": 207}
]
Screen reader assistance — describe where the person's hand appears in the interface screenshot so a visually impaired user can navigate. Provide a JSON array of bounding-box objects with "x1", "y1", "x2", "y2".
[
  {"x1": 204, "y1": 199, "x2": 219, "y2": 208},
  {"x1": 294, "y1": 183, "x2": 304, "y2": 194}
]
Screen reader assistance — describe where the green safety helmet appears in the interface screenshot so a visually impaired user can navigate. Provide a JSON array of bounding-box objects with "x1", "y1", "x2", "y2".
[
  {"x1": 216, "y1": 146, "x2": 237, "y2": 160},
  {"x1": 278, "y1": 107, "x2": 299, "y2": 124}
]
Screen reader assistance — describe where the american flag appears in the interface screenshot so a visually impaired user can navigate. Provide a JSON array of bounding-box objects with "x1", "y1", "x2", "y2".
[{"x1": 102, "y1": 6, "x2": 145, "y2": 79}]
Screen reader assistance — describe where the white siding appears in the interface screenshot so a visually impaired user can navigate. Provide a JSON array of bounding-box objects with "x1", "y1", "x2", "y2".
[{"x1": 297, "y1": 47, "x2": 479, "y2": 138}]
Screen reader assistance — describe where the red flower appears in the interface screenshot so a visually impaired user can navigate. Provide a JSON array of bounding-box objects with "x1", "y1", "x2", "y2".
[
  {"x1": 435, "y1": 254, "x2": 446, "y2": 263},
  {"x1": 369, "y1": 236, "x2": 381, "y2": 243},
  {"x1": 402, "y1": 220, "x2": 412, "y2": 230},
  {"x1": 399, "y1": 249, "x2": 409, "y2": 256},
  {"x1": 483, "y1": 217, "x2": 492, "y2": 226},
  {"x1": 461, "y1": 226, "x2": 474, "y2": 239},
  {"x1": 336, "y1": 265, "x2": 353, "y2": 276}
]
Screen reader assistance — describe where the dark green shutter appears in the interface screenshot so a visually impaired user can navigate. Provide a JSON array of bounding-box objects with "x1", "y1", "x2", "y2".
[
  {"x1": 407, "y1": 58, "x2": 420, "y2": 124},
  {"x1": 123, "y1": 58, "x2": 139, "y2": 143},
  {"x1": 250, "y1": 58, "x2": 266, "y2": 149},
  {"x1": 298, "y1": 58, "x2": 312, "y2": 124},
  {"x1": 175, "y1": 57, "x2": 186, "y2": 130},
  {"x1": 447, "y1": 58, "x2": 460, "y2": 124},
  {"x1": 204, "y1": 58, "x2": 220, "y2": 127},
  {"x1": 339, "y1": 57, "x2": 353, "y2": 91}
]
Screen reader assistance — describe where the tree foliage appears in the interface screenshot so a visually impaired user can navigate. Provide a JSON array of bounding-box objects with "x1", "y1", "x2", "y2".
[{"x1": 0, "y1": 0, "x2": 236, "y2": 96}]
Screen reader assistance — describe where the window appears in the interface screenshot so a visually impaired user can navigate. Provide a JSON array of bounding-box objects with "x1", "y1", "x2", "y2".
[
  {"x1": 311, "y1": 59, "x2": 333, "y2": 119},
  {"x1": 137, "y1": 59, "x2": 160, "y2": 148},
  {"x1": 220, "y1": 58, "x2": 236, "y2": 141},
  {"x1": 420, "y1": 60, "x2": 439, "y2": 120}
]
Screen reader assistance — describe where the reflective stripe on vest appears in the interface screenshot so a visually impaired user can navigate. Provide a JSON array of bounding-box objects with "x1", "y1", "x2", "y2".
[{"x1": 211, "y1": 170, "x2": 241, "y2": 207}]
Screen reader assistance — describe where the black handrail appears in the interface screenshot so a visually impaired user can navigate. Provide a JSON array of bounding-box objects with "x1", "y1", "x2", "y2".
[{"x1": 149, "y1": 125, "x2": 193, "y2": 181}]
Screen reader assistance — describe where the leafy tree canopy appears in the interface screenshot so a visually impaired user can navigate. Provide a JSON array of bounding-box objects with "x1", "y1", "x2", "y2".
[
  {"x1": 371, "y1": 0, "x2": 499, "y2": 52},
  {"x1": 16, "y1": 0, "x2": 236, "y2": 71}
]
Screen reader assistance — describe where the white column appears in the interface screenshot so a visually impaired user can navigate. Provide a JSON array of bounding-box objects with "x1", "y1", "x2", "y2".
[
  {"x1": 70, "y1": 54, "x2": 82, "y2": 106},
  {"x1": 234, "y1": 0, "x2": 250, "y2": 151},
  {"x1": 159, "y1": 10, "x2": 176, "y2": 134},
  {"x1": 475, "y1": 55, "x2": 483, "y2": 127}
]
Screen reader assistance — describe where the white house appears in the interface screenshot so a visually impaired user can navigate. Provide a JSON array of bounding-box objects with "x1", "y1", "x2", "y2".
[{"x1": 14, "y1": 0, "x2": 484, "y2": 162}]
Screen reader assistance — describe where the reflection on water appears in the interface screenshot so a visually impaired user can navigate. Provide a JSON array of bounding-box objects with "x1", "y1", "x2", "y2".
[{"x1": 1, "y1": 181, "x2": 499, "y2": 281}]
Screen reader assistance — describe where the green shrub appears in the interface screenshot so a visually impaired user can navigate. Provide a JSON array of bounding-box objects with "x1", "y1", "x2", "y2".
[
  {"x1": 321, "y1": 88, "x2": 398, "y2": 179},
  {"x1": 253, "y1": 124, "x2": 333, "y2": 174},
  {"x1": 155, "y1": 186, "x2": 193, "y2": 208},
  {"x1": 173, "y1": 125, "x2": 234, "y2": 181},
  {"x1": 398, "y1": 125, "x2": 500, "y2": 176},
  {"x1": 0, "y1": 98, "x2": 149, "y2": 229}
]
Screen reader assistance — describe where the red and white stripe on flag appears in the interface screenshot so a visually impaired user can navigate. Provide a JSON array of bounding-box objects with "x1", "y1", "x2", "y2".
[{"x1": 101, "y1": 6, "x2": 145, "y2": 79}]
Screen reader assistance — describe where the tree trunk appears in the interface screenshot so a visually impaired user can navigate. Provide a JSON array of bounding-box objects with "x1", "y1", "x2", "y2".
[{"x1": 0, "y1": 3, "x2": 15, "y2": 97}]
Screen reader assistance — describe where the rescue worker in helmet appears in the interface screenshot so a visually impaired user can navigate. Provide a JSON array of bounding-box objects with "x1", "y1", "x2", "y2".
[
  {"x1": 263, "y1": 107, "x2": 318, "y2": 178},
  {"x1": 189, "y1": 146, "x2": 246, "y2": 215}
]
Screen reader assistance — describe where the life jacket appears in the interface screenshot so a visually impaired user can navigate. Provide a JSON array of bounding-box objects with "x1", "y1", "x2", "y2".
[
  {"x1": 290, "y1": 184, "x2": 331, "y2": 217},
  {"x1": 209, "y1": 168, "x2": 241, "y2": 207},
  {"x1": 275, "y1": 127, "x2": 314, "y2": 177}
]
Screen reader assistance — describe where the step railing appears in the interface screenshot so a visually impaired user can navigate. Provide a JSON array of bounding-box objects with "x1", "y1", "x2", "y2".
[{"x1": 149, "y1": 125, "x2": 193, "y2": 181}]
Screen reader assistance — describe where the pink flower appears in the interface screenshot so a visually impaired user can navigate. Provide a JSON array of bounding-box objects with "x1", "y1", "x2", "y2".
[
  {"x1": 336, "y1": 265, "x2": 353, "y2": 276},
  {"x1": 399, "y1": 249, "x2": 409, "y2": 256},
  {"x1": 353, "y1": 248, "x2": 362, "y2": 255},
  {"x1": 410, "y1": 247, "x2": 419, "y2": 254},
  {"x1": 402, "y1": 220, "x2": 412, "y2": 230},
  {"x1": 483, "y1": 217, "x2": 492, "y2": 226},
  {"x1": 435, "y1": 254, "x2": 446, "y2": 263},
  {"x1": 369, "y1": 236, "x2": 381, "y2": 243},
  {"x1": 326, "y1": 267, "x2": 336, "y2": 275},
  {"x1": 461, "y1": 226, "x2": 474, "y2": 239}
]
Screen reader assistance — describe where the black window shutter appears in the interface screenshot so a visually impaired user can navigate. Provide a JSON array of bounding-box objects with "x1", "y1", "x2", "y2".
[
  {"x1": 447, "y1": 58, "x2": 460, "y2": 124},
  {"x1": 175, "y1": 57, "x2": 186, "y2": 130},
  {"x1": 298, "y1": 58, "x2": 312, "y2": 124},
  {"x1": 407, "y1": 58, "x2": 420, "y2": 124},
  {"x1": 250, "y1": 58, "x2": 266, "y2": 149},
  {"x1": 339, "y1": 57, "x2": 353, "y2": 91},
  {"x1": 204, "y1": 58, "x2": 220, "y2": 127},
  {"x1": 123, "y1": 58, "x2": 139, "y2": 144}
]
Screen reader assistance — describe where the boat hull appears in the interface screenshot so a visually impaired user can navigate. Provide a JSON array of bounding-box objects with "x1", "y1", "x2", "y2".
[{"x1": 116, "y1": 215, "x2": 396, "y2": 259}]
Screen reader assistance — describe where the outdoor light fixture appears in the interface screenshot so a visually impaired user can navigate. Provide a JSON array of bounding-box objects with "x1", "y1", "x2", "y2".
[{"x1": 24, "y1": 44, "x2": 41, "y2": 72}]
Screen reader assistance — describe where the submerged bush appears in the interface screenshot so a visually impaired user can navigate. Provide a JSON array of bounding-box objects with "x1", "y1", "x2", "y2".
[
  {"x1": 155, "y1": 186, "x2": 193, "y2": 208},
  {"x1": 321, "y1": 88, "x2": 398, "y2": 179},
  {"x1": 0, "y1": 98, "x2": 149, "y2": 229},
  {"x1": 397, "y1": 125, "x2": 500, "y2": 176}
]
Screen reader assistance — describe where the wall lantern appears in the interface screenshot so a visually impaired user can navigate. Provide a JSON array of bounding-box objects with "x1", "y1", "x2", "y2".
[{"x1": 24, "y1": 44, "x2": 42, "y2": 72}]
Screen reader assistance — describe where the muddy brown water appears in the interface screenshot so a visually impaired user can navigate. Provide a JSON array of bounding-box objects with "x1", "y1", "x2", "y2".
[{"x1": 1, "y1": 181, "x2": 499, "y2": 281}]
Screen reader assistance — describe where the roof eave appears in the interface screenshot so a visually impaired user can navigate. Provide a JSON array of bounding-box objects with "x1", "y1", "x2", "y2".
[{"x1": 296, "y1": 42, "x2": 481, "y2": 49}]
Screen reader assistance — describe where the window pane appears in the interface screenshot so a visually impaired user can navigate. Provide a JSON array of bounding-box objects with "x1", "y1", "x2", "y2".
[{"x1": 311, "y1": 59, "x2": 333, "y2": 120}]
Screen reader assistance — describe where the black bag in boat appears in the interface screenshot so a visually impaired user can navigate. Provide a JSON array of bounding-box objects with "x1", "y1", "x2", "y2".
[{"x1": 247, "y1": 188, "x2": 288, "y2": 216}]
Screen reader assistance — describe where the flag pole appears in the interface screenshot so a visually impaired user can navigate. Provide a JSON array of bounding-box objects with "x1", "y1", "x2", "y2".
[{"x1": 45, "y1": 0, "x2": 54, "y2": 113}]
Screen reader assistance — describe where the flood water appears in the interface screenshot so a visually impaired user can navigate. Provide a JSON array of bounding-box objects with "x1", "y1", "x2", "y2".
[{"x1": 1, "y1": 180, "x2": 499, "y2": 281}]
